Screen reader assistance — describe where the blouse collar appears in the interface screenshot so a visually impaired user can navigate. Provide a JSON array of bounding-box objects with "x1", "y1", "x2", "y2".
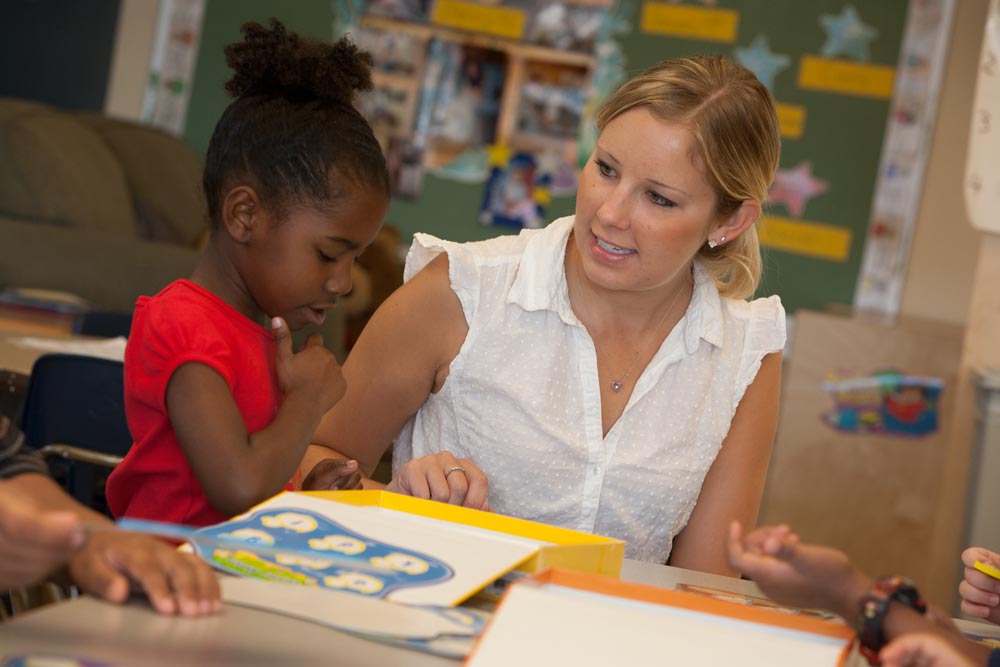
[{"x1": 507, "y1": 216, "x2": 725, "y2": 352}]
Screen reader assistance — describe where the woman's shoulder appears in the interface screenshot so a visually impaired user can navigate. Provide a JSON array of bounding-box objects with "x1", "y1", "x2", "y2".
[
  {"x1": 404, "y1": 231, "x2": 534, "y2": 281},
  {"x1": 717, "y1": 294, "x2": 787, "y2": 355},
  {"x1": 719, "y1": 293, "x2": 785, "y2": 325}
]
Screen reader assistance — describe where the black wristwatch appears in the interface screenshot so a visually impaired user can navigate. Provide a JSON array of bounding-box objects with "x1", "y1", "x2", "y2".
[{"x1": 856, "y1": 575, "x2": 927, "y2": 664}]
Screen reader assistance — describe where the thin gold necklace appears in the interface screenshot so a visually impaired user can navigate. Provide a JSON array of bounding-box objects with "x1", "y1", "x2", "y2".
[{"x1": 609, "y1": 278, "x2": 690, "y2": 393}]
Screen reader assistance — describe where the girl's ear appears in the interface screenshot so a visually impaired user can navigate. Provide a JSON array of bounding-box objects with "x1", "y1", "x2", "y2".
[
  {"x1": 708, "y1": 199, "x2": 762, "y2": 247},
  {"x1": 220, "y1": 185, "x2": 263, "y2": 244}
]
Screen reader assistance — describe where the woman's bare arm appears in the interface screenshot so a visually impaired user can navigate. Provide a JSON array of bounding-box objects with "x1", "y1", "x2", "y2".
[{"x1": 670, "y1": 352, "x2": 782, "y2": 575}]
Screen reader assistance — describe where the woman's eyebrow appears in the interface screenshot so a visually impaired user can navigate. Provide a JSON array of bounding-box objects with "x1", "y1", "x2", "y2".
[{"x1": 646, "y1": 177, "x2": 691, "y2": 196}]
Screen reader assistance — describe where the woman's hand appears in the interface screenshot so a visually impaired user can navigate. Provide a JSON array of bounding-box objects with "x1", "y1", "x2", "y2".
[
  {"x1": 387, "y1": 452, "x2": 489, "y2": 510},
  {"x1": 960, "y1": 547, "x2": 1000, "y2": 624}
]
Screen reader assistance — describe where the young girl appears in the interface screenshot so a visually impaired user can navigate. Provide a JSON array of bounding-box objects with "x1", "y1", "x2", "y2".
[{"x1": 106, "y1": 20, "x2": 388, "y2": 526}]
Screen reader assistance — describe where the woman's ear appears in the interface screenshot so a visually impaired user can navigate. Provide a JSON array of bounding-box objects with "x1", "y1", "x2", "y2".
[
  {"x1": 220, "y1": 185, "x2": 263, "y2": 244},
  {"x1": 709, "y1": 199, "x2": 762, "y2": 247}
]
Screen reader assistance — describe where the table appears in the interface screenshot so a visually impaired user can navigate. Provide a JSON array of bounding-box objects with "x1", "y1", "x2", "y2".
[
  {"x1": 0, "y1": 561, "x2": 773, "y2": 667},
  {"x1": 0, "y1": 331, "x2": 125, "y2": 376}
]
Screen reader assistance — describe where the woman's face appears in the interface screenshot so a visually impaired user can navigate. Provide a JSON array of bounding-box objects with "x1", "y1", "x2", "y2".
[{"x1": 573, "y1": 107, "x2": 722, "y2": 295}]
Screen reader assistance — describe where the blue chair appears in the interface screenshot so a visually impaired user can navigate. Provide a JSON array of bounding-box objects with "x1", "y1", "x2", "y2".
[
  {"x1": 72, "y1": 310, "x2": 133, "y2": 338},
  {"x1": 19, "y1": 353, "x2": 132, "y2": 516}
]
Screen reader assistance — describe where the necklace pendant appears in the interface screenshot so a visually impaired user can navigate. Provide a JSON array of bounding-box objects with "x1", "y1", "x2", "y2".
[{"x1": 610, "y1": 380, "x2": 624, "y2": 393}]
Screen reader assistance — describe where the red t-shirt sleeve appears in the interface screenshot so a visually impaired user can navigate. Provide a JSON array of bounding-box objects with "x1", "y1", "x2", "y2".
[{"x1": 132, "y1": 296, "x2": 239, "y2": 413}]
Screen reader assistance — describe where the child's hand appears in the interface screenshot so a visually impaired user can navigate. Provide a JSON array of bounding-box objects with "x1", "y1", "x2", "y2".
[
  {"x1": 726, "y1": 522, "x2": 871, "y2": 620},
  {"x1": 68, "y1": 529, "x2": 221, "y2": 616},
  {"x1": 387, "y1": 452, "x2": 490, "y2": 511},
  {"x1": 880, "y1": 633, "x2": 981, "y2": 667},
  {"x1": 960, "y1": 547, "x2": 1000, "y2": 624},
  {"x1": 0, "y1": 486, "x2": 86, "y2": 590},
  {"x1": 301, "y1": 458, "x2": 362, "y2": 491},
  {"x1": 272, "y1": 317, "x2": 346, "y2": 413}
]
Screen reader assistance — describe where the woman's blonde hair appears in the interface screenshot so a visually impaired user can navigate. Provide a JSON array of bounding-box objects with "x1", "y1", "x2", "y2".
[{"x1": 596, "y1": 55, "x2": 780, "y2": 299}]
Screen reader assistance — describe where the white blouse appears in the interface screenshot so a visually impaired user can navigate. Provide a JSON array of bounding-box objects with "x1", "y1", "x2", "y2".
[{"x1": 393, "y1": 216, "x2": 786, "y2": 562}]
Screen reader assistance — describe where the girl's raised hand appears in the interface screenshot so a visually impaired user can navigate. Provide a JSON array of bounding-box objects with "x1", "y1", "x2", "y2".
[
  {"x1": 272, "y1": 317, "x2": 346, "y2": 414},
  {"x1": 960, "y1": 547, "x2": 1000, "y2": 624}
]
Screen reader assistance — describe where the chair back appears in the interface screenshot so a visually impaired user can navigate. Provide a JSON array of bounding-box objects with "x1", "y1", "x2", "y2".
[{"x1": 20, "y1": 353, "x2": 132, "y2": 515}]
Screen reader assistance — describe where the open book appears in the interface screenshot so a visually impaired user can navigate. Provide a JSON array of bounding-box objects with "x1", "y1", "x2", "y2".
[{"x1": 189, "y1": 490, "x2": 624, "y2": 607}]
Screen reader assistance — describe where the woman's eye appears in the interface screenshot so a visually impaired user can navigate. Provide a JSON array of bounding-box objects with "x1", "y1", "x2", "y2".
[
  {"x1": 318, "y1": 249, "x2": 337, "y2": 263},
  {"x1": 596, "y1": 160, "x2": 614, "y2": 177},
  {"x1": 649, "y1": 192, "x2": 676, "y2": 208}
]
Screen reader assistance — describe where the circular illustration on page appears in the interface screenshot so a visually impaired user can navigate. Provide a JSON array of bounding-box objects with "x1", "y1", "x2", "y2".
[{"x1": 191, "y1": 509, "x2": 454, "y2": 598}]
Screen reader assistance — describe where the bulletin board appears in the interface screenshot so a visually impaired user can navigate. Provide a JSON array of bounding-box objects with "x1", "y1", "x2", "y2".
[{"x1": 179, "y1": 0, "x2": 950, "y2": 314}]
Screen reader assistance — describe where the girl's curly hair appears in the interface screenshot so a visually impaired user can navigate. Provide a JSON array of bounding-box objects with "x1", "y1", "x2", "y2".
[{"x1": 203, "y1": 19, "x2": 388, "y2": 226}]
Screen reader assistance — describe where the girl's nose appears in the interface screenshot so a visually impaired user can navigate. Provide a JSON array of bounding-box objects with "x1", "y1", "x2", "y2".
[{"x1": 325, "y1": 263, "x2": 353, "y2": 295}]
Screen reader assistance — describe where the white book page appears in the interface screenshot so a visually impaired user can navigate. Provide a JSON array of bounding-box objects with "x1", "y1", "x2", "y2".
[{"x1": 468, "y1": 583, "x2": 847, "y2": 667}]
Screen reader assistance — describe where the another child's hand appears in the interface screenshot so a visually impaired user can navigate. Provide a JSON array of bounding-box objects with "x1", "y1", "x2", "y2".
[
  {"x1": 960, "y1": 547, "x2": 1000, "y2": 624},
  {"x1": 272, "y1": 317, "x2": 346, "y2": 413},
  {"x1": 387, "y1": 452, "x2": 490, "y2": 511},
  {"x1": 301, "y1": 458, "x2": 362, "y2": 491},
  {"x1": 0, "y1": 484, "x2": 87, "y2": 590},
  {"x1": 880, "y1": 633, "x2": 982, "y2": 667},
  {"x1": 67, "y1": 529, "x2": 221, "y2": 616},
  {"x1": 726, "y1": 522, "x2": 871, "y2": 620}
]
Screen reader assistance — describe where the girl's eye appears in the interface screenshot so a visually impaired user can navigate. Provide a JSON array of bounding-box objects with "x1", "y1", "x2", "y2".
[
  {"x1": 648, "y1": 191, "x2": 676, "y2": 208},
  {"x1": 318, "y1": 249, "x2": 337, "y2": 263},
  {"x1": 596, "y1": 160, "x2": 614, "y2": 177}
]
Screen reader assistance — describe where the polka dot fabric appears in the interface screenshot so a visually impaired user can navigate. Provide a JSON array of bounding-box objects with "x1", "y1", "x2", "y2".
[{"x1": 394, "y1": 217, "x2": 786, "y2": 562}]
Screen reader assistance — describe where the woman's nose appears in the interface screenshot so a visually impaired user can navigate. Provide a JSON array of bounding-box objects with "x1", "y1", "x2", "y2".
[{"x1": 596, "y1": 186, "x2": 630, "y2": 229}]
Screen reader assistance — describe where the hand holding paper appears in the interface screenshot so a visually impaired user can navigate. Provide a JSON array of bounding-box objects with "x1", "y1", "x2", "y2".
[{"x1": 960, "y1": 547, "x2": 1000, "y2": 624}]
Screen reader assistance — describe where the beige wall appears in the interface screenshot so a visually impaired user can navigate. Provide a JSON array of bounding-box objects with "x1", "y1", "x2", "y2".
[
  {"x1": 899, "y1": 0, "x2": 988, "y2": 325},
  {"x1": 104, "y1": 0, "x2": 160, "y2": 121}
]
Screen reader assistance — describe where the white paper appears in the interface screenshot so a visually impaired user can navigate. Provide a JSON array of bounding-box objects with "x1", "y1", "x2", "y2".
[
  {"x1": 468, "y1": 583, "x2": 847, "y2": 667},
  {"x1": 220, "y1": 577, "x2": 478, "y2": 640},
  {"x1": 10, "y1": 335, "x2": 127, "y2": 361}
]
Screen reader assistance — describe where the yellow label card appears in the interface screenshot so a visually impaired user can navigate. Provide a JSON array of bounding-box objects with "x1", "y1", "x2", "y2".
[
  {"x1": 759, "y1": 216, "x2": 852, "y2": 262},
  {"x1": 640, "y1": 2, "x2": 739, "y2": 43},
  {"x1": 975, "y1": 561, "x2": 1000, "y2": 580},
  {"x1": 432, "y1": 0, "x2": 525, "y2": 40},
  {"x1": 775, "y1": 103, "x2": 806, "y2": 139},
  {"x1": 798, "y1": 55, "x2": 895, "y2": 99}
]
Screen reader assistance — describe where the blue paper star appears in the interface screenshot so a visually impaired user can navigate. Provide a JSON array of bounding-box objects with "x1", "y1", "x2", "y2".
[
  {"x1": 819, "y1": 5, "x2": 878, "y2": 62},
  {"x1": 734, "y1": 35, "x2": 790, "y2": 91}
]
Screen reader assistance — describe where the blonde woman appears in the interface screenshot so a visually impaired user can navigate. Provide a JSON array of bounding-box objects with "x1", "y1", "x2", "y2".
[{"x1": 304, "y1": 55, "x2": 784, "y2": 574}]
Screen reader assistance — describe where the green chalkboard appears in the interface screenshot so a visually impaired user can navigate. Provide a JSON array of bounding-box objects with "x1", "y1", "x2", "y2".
[
  {"x1": 185, "y1": 2, "x2": 336, "y2": 158},
  {"x1": 183, "y1": 0, "x2": 912, "y2": 312},
  {"x1": 620, "y1": 0, "x2": 908, "y2": 310}
]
